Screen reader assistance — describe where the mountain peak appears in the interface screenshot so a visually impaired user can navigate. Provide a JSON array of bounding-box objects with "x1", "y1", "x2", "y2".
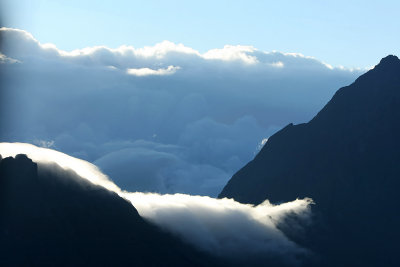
[
  {"x1": 376, "y1": 54, "x2": 400, "y2": 68},
  {"x1": 352, "y1": 54, "x2": 400, "y2": 87}
]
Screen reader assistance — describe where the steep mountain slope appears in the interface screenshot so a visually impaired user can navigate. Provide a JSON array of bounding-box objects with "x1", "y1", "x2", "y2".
[
  {"x1": 219, "y1": 55, "x2": 400, "y2": 266},
  {"x1": 0, "y1": 154, "x2": 221, "y2": 266}
]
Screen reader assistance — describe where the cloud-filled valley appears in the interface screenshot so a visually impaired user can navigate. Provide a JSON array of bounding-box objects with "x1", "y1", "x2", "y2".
[
  {"x1": 0, "y1": 27, "x2": 364, "y2": 196},
  {"x1": 0, "y1": 142, "x2": 313, "y2": 263}
]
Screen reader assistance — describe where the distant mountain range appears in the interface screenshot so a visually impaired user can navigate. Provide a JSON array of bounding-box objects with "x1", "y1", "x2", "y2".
[{"x1": 219, "y1": 55, "x2": 400, "y2": 266}]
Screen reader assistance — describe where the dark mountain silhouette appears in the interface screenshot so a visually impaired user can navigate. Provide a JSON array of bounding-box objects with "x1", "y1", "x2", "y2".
[
  {"x1": 219, "y1": 55, "x2": 400, "y2": 266},
  {"x1": 0, "y1": 154, "x2": 223, "y2": 266}
]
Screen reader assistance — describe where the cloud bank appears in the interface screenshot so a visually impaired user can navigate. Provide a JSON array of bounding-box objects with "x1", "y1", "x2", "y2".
[
  {"x1": 123, "y1": 192, "x2": 312, "y2": 259},
  {"x1": 0, "y1": 142, "x2": 312, "y2": 262},
  {"x1": 0, "y1": 27, "x2": 363, "y2": 196}
]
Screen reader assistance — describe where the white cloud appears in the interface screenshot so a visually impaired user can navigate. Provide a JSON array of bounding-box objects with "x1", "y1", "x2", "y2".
[
  {"x1": 123, "y1": 192, "x2": 312, "y2": 258},
  {"x1": 270, "y1": 61, "x2": 284, "y2": 68},
  {"x1": 0, "y1": 27, "x2": 361, "y2": 70},
  {"x1": 0, "y1": 53, "x2": 20, "y2": 64},
  {"x1": 203, "y1": 45, "x2": 258, "y2": 64},
  {"x1": 323, "y1": 62, "x2": 334, "y2": 70},
  {"x1": 126, "y1": 65, "x2": 180, "y2": 76},
  {"x1": 0, "y1": 142, "x2": 313, "y2": 261},
  {"x1": 33, "y1": 139, "x2": 55, "y2": 148},
  {"x1": 0, "y1": 27, "x2": 363, "y2": 197},
  {"x1": 132, "y1": 40, "x2": 200, "y2": 58},
  {"x1": 256, "y1": 138, "x2": 269, "y2": 153}
]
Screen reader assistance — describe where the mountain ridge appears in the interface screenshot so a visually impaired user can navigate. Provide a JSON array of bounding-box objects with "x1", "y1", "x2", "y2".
[
  {"x1": 0, "y1": 154, "x2": 222, "y2": 266},
  {"x1": 219, "y1": 55, "x2": 400, "y2": 266}
]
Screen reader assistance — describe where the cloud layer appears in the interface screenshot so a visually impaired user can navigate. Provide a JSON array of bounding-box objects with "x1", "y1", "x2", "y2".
[
  {"x1": 0, "y1": 142, "x2": 313, "y2": 262},
  {"x1": 123, "y1": 192, "x2": 312, "y2": 259},
  {"x1": 0, "y1": 27, "x2": 363, "y2": 196}
]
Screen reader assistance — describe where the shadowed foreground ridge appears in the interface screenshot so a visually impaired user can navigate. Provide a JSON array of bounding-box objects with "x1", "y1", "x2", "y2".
[
  {"x1": 0, "y1": 154, "x2": 221, "y2": 266},
  {"x1": 219, "y1": 55, "x2": 400, "y2": 266}
]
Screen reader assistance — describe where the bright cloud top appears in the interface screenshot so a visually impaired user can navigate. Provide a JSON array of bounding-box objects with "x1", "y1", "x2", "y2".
[
  {"x1": 203, "y1": 45, "x2": 258, "y2": 64},
  {"x1": 126, "y1": 65, "x2": 180, "y2": 76},
  {"x1": 0, "y1": 142, "x2": 313, "y2": 259},
  {"x1": 0, "y1": 27, "x2": 364, "y2": 71}
]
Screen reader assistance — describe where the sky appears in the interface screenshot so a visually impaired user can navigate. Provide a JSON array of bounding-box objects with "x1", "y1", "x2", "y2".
[{"x1": 1, "y1": 0, "x2": 399, "y2": 68}]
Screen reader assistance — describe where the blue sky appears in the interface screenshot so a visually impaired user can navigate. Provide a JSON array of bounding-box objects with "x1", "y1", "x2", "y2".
[{"x1": 2, "y1": 0, "x2": 399, "y2": 68}]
